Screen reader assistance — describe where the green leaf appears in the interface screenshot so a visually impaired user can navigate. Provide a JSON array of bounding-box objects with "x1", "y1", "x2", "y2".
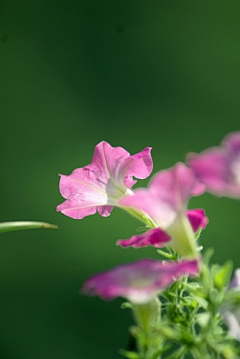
[
  {"x1": 0, "y1": 221, "x2": 59, "y2": 233},
  {"x1": 152, "y1": 345, "x2": 171, "y2": 358},
  {"x1": 119, "y1": 349, "x2": 140, "y2": 359},
  {"x1": 195, "y1": 312, "x2": 210, "y2": 328}
]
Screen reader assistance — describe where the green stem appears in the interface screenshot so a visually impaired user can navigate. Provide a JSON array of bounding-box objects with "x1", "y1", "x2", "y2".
[
  {"x1": 132, "y1": 298, "x2": 161, "y2": 359},
  {"x1": 164, "y1": 346, "x2": 187, "y2": 359},
  {"x1": 0, "y1": 221, "x2": 59, "y2": 233}
]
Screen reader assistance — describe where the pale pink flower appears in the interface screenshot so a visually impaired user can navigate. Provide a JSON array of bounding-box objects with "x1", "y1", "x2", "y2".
[
  {"x1": 116, "y1": 209, "x2": 208, "y2": 249},
  {"x1": 57, "y1": 141, "x2": 153, "y2": 219},
  {"x1": 222, "y1": 269, "x2": 240, "y2": 341},
  {"x1": 187, "y1": 132, "x2": 240, "y2": 198},
  {"x1": 228, "y1": 269, "x2": 240, "y2": 290},
  {"x1": 82, "y1": 258, "x2": 199, "y2": 304},
  {"x1": 119, "y1": 163, "x2": 205, "y2": 258}
]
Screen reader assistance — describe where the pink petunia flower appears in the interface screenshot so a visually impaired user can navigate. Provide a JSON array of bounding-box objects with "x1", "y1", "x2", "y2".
[
  {"x1": 119, "y1": 163, "x2": 205, "y2": 258},
  {"x1": 57, "y1": 141, "x2": 153, "y2": 219},
  {"x1": 82, "y1": 258, "x2": 199, "y2": 304},
  {"x1": 116, "y1": 209, "x2": 208, "y2": 249},
  {"x1": 187, "y1": 131, "x2": 240, "y2": 198}
]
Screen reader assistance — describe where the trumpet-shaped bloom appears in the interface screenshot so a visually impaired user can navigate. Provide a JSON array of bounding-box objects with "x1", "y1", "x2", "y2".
[
  {"x1": 187, "y1": 132, "x2": 240, "y2": 198},
  {"x1": 119, "y1": 163, "x2": 205, "y2": 258},
  {"x1": 82, "y1": 258, "x2": 199, "y2": 304},
  {"x1": 57, "y1": 141, "x2": 153, "y2": 219},
  {"x1": 116, "y1": 209, "x2": 208, "y2": 249}
]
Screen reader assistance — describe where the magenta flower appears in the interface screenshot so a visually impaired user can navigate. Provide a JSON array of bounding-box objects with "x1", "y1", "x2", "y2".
[
  {"x1": 82, "y1": 258, "x2": 199, "y2": 304},
  {"x1": 187, "y1": 131, "x2": 240, "y2": 198},
  {"x1": 119, "y1": 163, "x2": 205, "y2": 258},
  {"x1": 117, "y1": 228, "x2": 172, "y2": 249},
  {"x1": 57, "y1": 141, "x2": 153, "y2": 219},
  {"x1": 116, "y1": 209, "x2": 208, "y2": 249}
]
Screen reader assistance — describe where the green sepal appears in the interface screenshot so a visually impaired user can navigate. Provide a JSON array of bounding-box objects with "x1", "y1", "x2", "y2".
[
  {"x1": 189, "y1": 293, "x2": 208, "y2": 309},
  {"x1": 203, "y1": 247, "x2": 215, "y2": 266},
  {"x1": 0, "y1": 221, "x2": 59, "y2": 233},
  {"x1": 183, "y1": 282, "x2": 201, "y2": 291},
  {"x1": 194, "y1": 227, "x2": 203, "y2": 240},
  {"x1": 157, "y1": 249, "x2": 178, "y2": 260},
  {"x1": 121, "y1": 302, "x2": 133, "y2": 310},
  {"x1": 209, "y1": 288, "x2": 221, "y2": 305},
  {"x1": 155, "y1": 323, "x2": 180, "y2": 341},
  {"x1": 214, "y1": 260, "x2": 233, "y2": 290},
  {"x1": 136, "y1": 226, "x2": 149, "y2": 232},
  {"x1": 182, "y1": 282, "x2": 208, "y2": 308}
]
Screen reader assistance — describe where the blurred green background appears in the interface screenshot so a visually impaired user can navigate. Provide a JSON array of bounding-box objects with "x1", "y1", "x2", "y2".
[{"x1": 1, "y1": 1, "x2": 240, "y2": 358}]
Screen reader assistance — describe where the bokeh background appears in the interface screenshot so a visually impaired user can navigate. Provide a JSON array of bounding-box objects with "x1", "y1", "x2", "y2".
[{"x1": 1, "y1": 1, "x2": 240, "y2": 358}]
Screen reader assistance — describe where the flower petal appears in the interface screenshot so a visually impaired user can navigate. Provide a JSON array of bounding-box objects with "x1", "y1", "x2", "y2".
[
  {"x1": 187, "y1": 132, "x2": 240, "y2": 198},
  {"x1": 224, "y1": 132, "x2": 240, "y2": 155},
  {"x1": 116, "y1": 209, "x2": 208, "y2": 249},
  {"x1": 57, "y1": 141, "x2": 153, "y2": 219},
  {"x1": 186, "y1": 209, "x2": 208, "y2": 232},
  {"x1": 120, "y1": 163, "x2": 205, "y2": 229},
  {"x1": 123, "y1": 147, "x2": 153, "y2": 188},
  {"x1": 119, "y1": 163, "x2": 205, "y2": 258},
  {"x1": 116, "y1": 228, "x2": 171, "y2": 248},
  {"x1": 187, "y1": 149, "x2": 232, "y2": 195},
  {"x1": 82, "y1": 258, "x2": 199, "y2": 304}
]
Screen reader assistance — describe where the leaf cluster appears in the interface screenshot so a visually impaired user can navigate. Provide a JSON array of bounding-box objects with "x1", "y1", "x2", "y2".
[{"x1": 121, "y1": 249, "x2": 240, "y2": 359}]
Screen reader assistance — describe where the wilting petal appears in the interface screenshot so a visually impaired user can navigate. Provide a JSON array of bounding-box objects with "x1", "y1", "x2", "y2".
[
  {"x1": 188, "y1": 132, "x2": 240, "y2": 198},
  {"x1": 116, "y1": 209, "x2": 208, "y2": 249},
  {"x1": 57, "y1": 141, "x2": 153, "y2": 219},
  {"x1": 116, "y1": 228, "x2": 171, "y2": 248},
  {"x1": 82, "y1": 258, "x2": 199, "y2": 304}
]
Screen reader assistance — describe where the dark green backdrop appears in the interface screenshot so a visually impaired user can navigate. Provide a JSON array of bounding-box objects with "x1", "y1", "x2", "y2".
[{"x1": 1, "y1": 1, "x2": 240, "y2": 358}]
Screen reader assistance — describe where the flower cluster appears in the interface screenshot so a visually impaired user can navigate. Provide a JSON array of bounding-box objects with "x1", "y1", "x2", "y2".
[{"x1": 57, "y1": 133, "x2": 240, "y2": 358}]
